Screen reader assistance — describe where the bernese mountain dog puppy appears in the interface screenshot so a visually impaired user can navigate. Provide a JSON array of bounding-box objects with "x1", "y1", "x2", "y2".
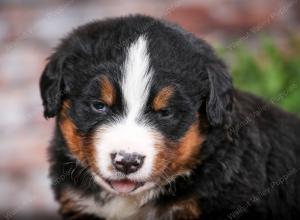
[{"x1": 40, "y1": 15, "x2": 300, "y2": 220}]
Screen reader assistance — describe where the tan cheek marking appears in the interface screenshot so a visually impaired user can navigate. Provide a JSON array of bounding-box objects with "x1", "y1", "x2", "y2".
[
  {"x1": 59, "y1": 101, "x2": 84, "y2": 161},
  {"x1": 152, "y1": 86, "x2": 174, "y2": 111},
  {"x1": 152, "y1": 141, "x2": 172, "y2": 178},
  {"x1": 152, "y1": 116, "x2": 204, "y2": 179},
  {"x1": 59, "y1": 101, "x2": 98, "y2": 172},
  {"x1": 84, "y1": 137, "x2": 98, "y2": 173},
  {"x1": 99, "y1": 75, "x2": 115, "y2": 106},
  {"x1": 170, "y1": 121, "x2": 203, "y2": 173}
]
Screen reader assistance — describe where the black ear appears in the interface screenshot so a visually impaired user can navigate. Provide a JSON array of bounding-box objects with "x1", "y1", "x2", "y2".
[
  {"x1": 39, "y1": 54, "x2": 65, "y2": 118},
  {"x1": 205, "y1": 59, "x2": 233, "y2": 127}
]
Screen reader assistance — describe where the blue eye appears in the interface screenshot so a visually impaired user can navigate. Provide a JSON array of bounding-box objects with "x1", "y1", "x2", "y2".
[{"x1": 91, "y1": 101, "x2": 108, "y2": 113}]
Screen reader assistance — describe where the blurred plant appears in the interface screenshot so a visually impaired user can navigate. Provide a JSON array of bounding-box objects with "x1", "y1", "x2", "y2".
[{"x1": 219, "y1": 36, "x2": 300, "y2": 115}]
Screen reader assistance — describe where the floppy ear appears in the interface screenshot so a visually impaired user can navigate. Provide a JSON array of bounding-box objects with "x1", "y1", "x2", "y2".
[
  {"x1": 205, "y1": 59, "x2": 233, "y2": 127},
  {"x1": 39, "y1": 54, "x2": 66, "y2": 118}
]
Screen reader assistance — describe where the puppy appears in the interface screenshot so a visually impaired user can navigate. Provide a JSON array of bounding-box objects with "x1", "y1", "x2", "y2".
[{"x1": 40, "y1": 15, "x2": 300, "y2": 220}]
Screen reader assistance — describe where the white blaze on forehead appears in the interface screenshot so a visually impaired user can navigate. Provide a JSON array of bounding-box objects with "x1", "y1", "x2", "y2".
[
  {"x1": 95, "y1": 35, "x2": 158, "y2": 182},
  {"x1": 122, "y1": 35, "x2": 152, "y2": 120}
]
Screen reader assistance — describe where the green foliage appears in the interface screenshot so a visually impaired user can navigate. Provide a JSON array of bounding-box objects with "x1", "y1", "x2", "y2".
[{"x1": 219, "y1": 37, "x2": 300, "y2": 115}]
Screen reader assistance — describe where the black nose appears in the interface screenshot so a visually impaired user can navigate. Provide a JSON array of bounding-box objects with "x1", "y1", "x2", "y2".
[{"x1": 111, "y1": 151, "x2": 145, "y2": 174}]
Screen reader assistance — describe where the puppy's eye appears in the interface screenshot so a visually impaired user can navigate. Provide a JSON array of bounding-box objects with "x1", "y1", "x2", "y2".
[
  {"x1": 91, "y1": 101, "x2": 108, "y2": 113},
  {"x1": 157, "y1": 108, "x2": 174, "y2": 119}
]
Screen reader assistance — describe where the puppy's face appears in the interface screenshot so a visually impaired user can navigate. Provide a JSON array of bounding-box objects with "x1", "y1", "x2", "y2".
[{"x1": 40, "y1": 16, "x2": 232, "y2": 195}]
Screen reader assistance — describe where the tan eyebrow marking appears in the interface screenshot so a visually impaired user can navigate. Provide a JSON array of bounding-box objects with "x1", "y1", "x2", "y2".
[
  {"x1": 152, "y1": 86, "x2": 174, "y2": 111},
  {"x1": 99, "y1": 75, "x2": 116, "y2": 106}
]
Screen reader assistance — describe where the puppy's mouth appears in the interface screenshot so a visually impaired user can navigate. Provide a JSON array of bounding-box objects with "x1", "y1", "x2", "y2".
[
  {"x1": 93, "y1": 173, "x2": 156, "y2": 195},
  {"x1": 108, "y1": 179, "x2": 145, "y2": 193}
]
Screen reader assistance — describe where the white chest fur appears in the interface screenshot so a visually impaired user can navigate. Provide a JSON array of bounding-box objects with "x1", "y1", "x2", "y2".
[
  {"x1": 67, "y1": 190, "x2": 157, "y2": 220},
  {"x1": 85, "y1": 196, "x2": 140, "y2": 220}
]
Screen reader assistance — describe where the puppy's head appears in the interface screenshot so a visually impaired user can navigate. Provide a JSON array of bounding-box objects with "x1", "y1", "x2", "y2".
[{"x1": 40, "y1": 15, "x2": 232, "y2": 195}]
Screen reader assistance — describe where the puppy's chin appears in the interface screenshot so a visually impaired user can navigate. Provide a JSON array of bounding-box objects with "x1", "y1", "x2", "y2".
[{"x1": 93, "y1": 173, "x2": 156, "y2": 196}]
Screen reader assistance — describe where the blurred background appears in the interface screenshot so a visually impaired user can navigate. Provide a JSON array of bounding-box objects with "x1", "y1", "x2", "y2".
[{"x1": 0, "y1": 0, "x2": 299, "y2": 219}]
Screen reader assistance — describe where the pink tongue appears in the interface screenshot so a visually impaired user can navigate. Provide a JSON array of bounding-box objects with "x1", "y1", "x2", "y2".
[{"x1": 110, "y1": 180, "x2": 137, "y2": 193}]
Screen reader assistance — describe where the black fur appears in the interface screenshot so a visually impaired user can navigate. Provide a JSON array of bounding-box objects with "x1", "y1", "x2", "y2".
[{"x1": 40, "y1": 15, "x2": 300, "y2": 220}]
